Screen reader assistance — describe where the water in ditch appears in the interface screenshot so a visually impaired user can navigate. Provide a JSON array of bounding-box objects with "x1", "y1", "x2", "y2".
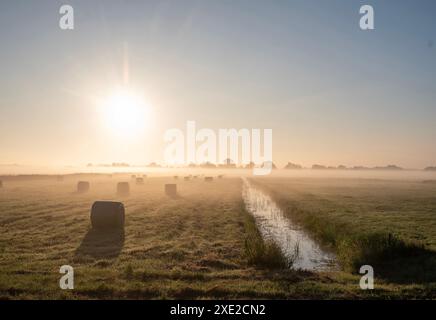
[{"x1": 242, "y1": 179, "x2": 337, "y2": 271}]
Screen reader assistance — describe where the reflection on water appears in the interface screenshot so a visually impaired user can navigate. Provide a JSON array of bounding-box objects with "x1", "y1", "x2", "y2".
[{"x1": 242, "y1": 179, "x2": 337, "y2": 271}]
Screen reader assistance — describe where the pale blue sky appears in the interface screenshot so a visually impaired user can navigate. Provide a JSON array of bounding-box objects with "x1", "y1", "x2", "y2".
[{"x1": 0, "y1": 0, "x2": 435, "y2": 168}]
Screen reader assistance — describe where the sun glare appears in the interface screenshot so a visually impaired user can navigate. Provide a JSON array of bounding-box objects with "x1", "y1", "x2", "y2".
[{"x1": 100, "y1": 90, "x2": 150, "y2": 138}]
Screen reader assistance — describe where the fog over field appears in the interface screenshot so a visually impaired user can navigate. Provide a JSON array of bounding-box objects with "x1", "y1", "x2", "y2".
[
  {"x1": 1, "y1": 0, "x2": 436, "y2": 303},
  {"x1": 1, "y1": 170, "x2": 436, "y2": 299},
  {"x1": 2, "y1": 165, "x2": 436, "y2": 180}
]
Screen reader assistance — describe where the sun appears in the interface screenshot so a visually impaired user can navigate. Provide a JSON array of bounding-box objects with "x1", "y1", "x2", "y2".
[{"x1": 99, "y1": 89, "x2": 150, "y2": 138}]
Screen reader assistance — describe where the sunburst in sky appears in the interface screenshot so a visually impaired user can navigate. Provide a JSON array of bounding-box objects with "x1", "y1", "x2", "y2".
[{"x1": 0, "y1": 0, "x2": 435, "y2": 168}]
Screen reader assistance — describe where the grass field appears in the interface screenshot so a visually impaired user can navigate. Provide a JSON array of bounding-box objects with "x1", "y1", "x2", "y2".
[{"x1": 0, "y1": 175, "x2": 435, "y2": 299}]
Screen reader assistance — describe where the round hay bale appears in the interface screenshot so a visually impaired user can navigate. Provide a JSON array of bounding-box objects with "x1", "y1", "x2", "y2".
[
  {"x1": 204, "y1": 177, "x2": 214, "y2": 182},
  {"x1": 91, "y1": 201, "x2": 125, "y2": 229},
  {"x1": 77, "y1": 181, "x2": 90, "y2": 193},
  {"x1": 165, "y1": 184, "x2": 177, "y2": 197},
  {"x1": 184, "y1": 176, "x2": 191, "y2": 181},
  {"x1": 0, "y1": 180, "x2": 2, "y2": 188},
  {"x1": 218, "y1": 175, "x2": 224, "y2": 179},
  {"x1": 136, "y1": 177, "x2": 144, "y2": 185},
  {"x1": 142, "y1": 174, "x2": 147, "y2": 178},
  {"x1": 174, "y1": 176, "x2": 178, "y2": 179},
  {"x1": 117, "y1": 182, "x2": 130, "y2": 195},
  {"x1": 57, "y1": 175, "x2": 64, "y2": 182},
  {"x1": 131, "y1": 175, "x2": 136, "y2": 179}
]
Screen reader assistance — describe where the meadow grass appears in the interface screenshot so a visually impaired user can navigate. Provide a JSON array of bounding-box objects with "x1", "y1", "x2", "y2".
[{"x1": 0, "y1": 175, "x2": 435, "y2": 299}]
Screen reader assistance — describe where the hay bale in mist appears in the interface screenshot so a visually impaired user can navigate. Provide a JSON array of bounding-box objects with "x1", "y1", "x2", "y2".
[
  {"x1": 165, "y1": 184, "x2": 177, "y2": 197},
  {"x1": 0, "y1": 180, "x2": 2, "y2": 188},
  {"x1": 57, "y1": 175, "x2": 64, "y2": 182},
  {"x1": 117, "y1": 182, "x2": 130, "y2": 195},
  {"x1": 131, "y1": 175, "x2": 136, "y2": 179},
  {"x1": 184, "y1": 176, "x2": 191, "y2": 181},
  {"x1": 142, "y1": 174, "x2": 147, "y2": 178},
  {"x1": 204, "y1": 177, "x2": 214, "y2": 182},
  {"x1": 77, "y1": 181, "x2": 90, "y2": 193},
  {"x1": 218, "y1": 175, "x2": 224, "y2": 179},
  {"x1": 91, "y1": 201, "x2": 125, "y2": 229},
  {"x1": 136, "y1": 177, "x2": 144, "y2": 185},
  {"x1": 174, "y1": 176, "x2": 179, "y2": 179}
]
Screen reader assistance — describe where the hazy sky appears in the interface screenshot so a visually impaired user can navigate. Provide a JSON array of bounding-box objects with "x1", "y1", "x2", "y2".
[{"x1": 0, "y1": 0, "x2": 435, "y2": 168}]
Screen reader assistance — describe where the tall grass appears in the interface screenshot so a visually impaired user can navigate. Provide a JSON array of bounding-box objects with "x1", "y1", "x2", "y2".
[
  {"x1": 337, "y1": 232, "x2": 426, "y2": 272},
  {"x1": 242, "y1": 212, "x2": 293, "y2": 269}
]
